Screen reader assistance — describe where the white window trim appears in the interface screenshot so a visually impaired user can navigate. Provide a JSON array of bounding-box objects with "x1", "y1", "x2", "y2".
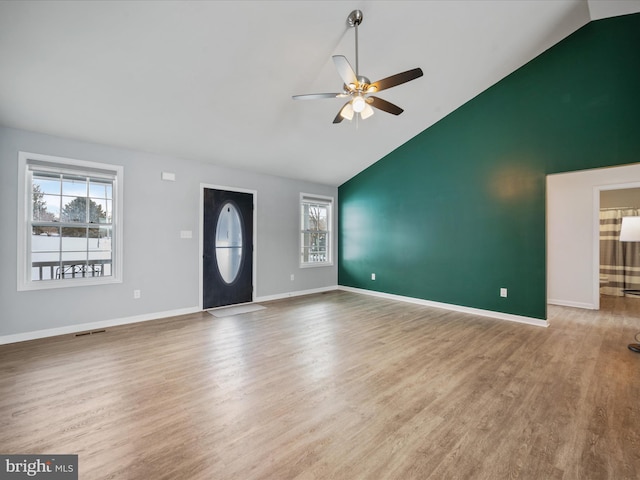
[
  {"x1": 300, "y1": 192, "x2": 334, "y2": 268},
  {"x1": 17, "y1": 151, "x2": 124, "y2": 291}
]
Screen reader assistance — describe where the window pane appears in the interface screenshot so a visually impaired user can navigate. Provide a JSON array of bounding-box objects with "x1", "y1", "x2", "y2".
[
  {"x1": 301, "y1": 232, "x2": 312, "y2": 248},
  {"x1": 31, "y1": 251, "x2": 59, "y2": 265},
  {"x1": 61, "y1": 252, "x2": 87, "y2": 263},
  {"x1": 309, "y1": 233, "x2": 326, "y2": 262},
  {"x1": 303, "y1": 205, "x2": 325, "y2": 229},
  {"x1": 317, "y1": 209, "x2": 327, "y2": 230},
  {"x1": 88, "y1": 198, "x2": 109, "y2": 223},
  {"x1": 33, "y1": 173, "x2": 61, "y2": 194},
  {"x1": 61, "y1": 196, "x2": 91, "y2": 222},
  {"x1": 89, "y1": 179, "x2": 112, "y2": 199},
  {"x1": 33, "y1": 193, "x2": 60, "y2": 221},
  {"x1": 33, "y1": 175, "x2": 61, "y2": 221},
  {"x1": 88, "y1": 227, "x2": 112, "y2": 255},
  {"x1": 312, "y1": 251, "x2": 327, "y2": 262},
  {"x1": 32, "y1": 226, "x2": 60, "y2": 252},
  {"x1": 313, "y1": 233, "x2": 327, "y2": 249},
  {"x1": 102, "y1": 263, "x2": 112, "y2": 276},
  {"x1": 61, "y1": 227, "x2": 87, "y2": 261},
  {"x1": 88, "y1": 251, "x2": 111, "y2": 261},
  {"x1": 308, "y1": 205, "x2": 327, "y2": 231},
  {"x1": 31, "y1": 252, "x2": 59, "y2": 281},
  {"x1": 62, "y1": 175, "x2": 87, "y2": 196}
]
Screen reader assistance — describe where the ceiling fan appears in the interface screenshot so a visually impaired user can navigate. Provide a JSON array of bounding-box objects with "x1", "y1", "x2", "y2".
[{"x1": 293, "y1": 10, "x2": 423, "y2": 124}]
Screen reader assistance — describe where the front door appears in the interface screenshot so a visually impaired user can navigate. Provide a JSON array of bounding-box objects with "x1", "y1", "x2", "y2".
[{"x1": 203, "y1": 188, "x2": 253, "y2": 309}]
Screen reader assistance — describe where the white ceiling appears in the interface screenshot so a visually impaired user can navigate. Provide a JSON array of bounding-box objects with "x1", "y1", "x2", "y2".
[{"x1": 0, "y1": 1, "x2": 638, "y2": 186}]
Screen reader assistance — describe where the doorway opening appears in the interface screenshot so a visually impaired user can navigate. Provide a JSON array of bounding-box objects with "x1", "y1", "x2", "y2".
[
  {"x1": 598, "y1": 186, "x2": 640, "y2": 312},
  {"x1": 546, "y1": 163, "x2": 640, "y2": 312}
]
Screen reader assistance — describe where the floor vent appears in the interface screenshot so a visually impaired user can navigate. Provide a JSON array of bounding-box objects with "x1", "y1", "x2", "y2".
[{"x1": 75, "y1": 329, "x2": 106, "y2": 337}]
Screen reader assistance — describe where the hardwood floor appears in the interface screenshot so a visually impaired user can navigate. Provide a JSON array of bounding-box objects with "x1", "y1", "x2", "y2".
[{"x1": 1, "y1": 291, "x2": 639, "y2": 479}]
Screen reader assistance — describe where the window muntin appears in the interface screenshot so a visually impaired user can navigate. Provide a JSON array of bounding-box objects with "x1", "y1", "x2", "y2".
[
  {"x1": 300, "y1": 194, "x2": 333, "y2": 267},
  {"x1": 18, "y1": 152, "x2": 123, "y2": 290}
]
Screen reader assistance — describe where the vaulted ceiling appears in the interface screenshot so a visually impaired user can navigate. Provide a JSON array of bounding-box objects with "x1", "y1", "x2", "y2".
[{"x1": 1, "y1": 1, "x2": 638, "y2": 186}]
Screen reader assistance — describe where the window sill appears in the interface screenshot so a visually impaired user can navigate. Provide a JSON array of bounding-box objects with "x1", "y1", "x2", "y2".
[
  {"x1": 18, "y1": 276, "x2": 122, "y2": 292},
  {"x1": 300, "y1": 262, "x2": 334, "y2": 269}
]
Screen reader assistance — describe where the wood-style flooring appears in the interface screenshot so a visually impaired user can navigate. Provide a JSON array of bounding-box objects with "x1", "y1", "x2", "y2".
[{"x1": 1, "y1": 291, "x2": 639, "y2": 479}]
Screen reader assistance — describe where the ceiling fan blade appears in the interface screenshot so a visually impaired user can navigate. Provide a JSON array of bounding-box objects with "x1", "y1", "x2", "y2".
[
  {"x1": 333, "y1": 101, "x2": 354, "y2": 124},
  {"x1": 368, "y1": 96, "x2": 404, "y2": 115},
  {"x1": 292, "y1": 93, "x2": 344, "y2": 100},
  {"x1": 333, "y1": 55, "x2": 358, "y2": 88},
  {"x1": 369, "y1": 68, "x2": 423, "y2": 93}
]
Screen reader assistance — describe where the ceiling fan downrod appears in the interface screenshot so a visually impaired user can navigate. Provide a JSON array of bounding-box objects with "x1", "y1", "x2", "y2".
[{"x1": 347, "y1": 10, "x2": 363, "y2": 78}]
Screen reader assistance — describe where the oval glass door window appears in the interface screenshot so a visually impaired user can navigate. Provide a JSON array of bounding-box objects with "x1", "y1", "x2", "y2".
[{"x1": 215, "y1": 202, "x2": 243, "y2": 284}]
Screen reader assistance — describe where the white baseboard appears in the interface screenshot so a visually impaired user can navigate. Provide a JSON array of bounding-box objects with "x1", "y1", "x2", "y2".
[
  {"x1": 1, "y1": 286, "x2": 549, "y2": 345},
  {"x1": 1, "y1": 285, "x2": 340, "y2": 345},
  {"x1": 0, "y1": 306, "x2": 201, "y2": 345},
  {"x1": 338, "y1": 286, "x2": 549, "y2": 328},
  {"x1": 255, "y1": 285, "x2": 339, "y2": 303},
  {"x1": 547, "y1": 298, "x2": 597, "y2": 310}
]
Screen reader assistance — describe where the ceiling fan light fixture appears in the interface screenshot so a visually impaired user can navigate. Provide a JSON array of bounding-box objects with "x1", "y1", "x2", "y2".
[
  {"x1": 352, "y1": 95, "x2": 366, "y2": 113},
  {"x1": 361, "y1": 104, "x2": 374, "y2": 119},
  {"x1": 340, "y1": 103, "x2": 354, "y2": 120}
]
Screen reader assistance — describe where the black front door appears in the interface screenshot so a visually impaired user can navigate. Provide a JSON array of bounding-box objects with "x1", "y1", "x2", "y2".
[{"x1": 203, "y1": 188, "x2": 253, "y2": 309}]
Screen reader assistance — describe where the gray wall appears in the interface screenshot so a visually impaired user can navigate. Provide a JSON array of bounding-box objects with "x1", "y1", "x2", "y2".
[{"x1": 0, "y1": 127, "x2": 337, "y2": 338}]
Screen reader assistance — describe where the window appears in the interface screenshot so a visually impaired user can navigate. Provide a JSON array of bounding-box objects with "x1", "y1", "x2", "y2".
[
  {"x1": 17, "y1": 152, "x2": 123, "y2": 290},
  {"x1": 300, "y1": 193, "x2": 333, "y2": 267}
]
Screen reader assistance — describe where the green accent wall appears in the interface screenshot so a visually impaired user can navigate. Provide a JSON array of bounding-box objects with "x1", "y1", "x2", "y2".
[{"x1": 338, "y1": 13, "x2": 640, "y2": 320}]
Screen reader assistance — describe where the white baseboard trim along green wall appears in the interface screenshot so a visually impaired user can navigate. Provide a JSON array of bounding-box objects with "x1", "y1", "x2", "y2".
[{"x1": 339, "y1": 286, "x2": 549, "y2": 328}]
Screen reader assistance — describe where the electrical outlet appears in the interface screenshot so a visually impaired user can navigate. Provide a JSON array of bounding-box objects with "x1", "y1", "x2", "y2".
[
  {"x1": 500, "y1": 288, "x2": 507, "y2": 298},
  {"x1": 371, "y1": 273, "x2": 376, "y2": 280},
  {"x1": 133, "y1": 289, "x2": 141, "y2": 299},
  {"x1": 290, "y1": 274, "x2": 295, "y2": 281}
]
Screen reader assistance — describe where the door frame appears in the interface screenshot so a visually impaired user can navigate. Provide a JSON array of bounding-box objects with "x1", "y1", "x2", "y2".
[{"x1": 199, "y1": 183, "x2": 258, "y2": 310}]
